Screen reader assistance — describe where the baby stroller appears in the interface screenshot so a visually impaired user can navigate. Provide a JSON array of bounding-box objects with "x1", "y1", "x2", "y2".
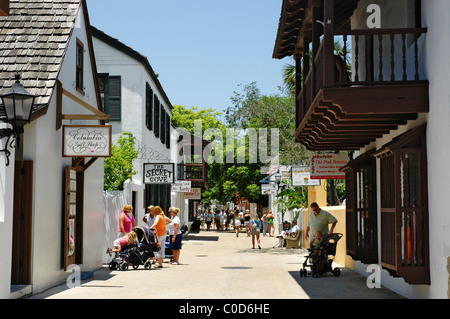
[
  {"x1": 299, "y1": 233, "x2": 343, "y2": 278},
  {"x1": 165, "y1": 233, "x2": 174, "y2": 262},
  {"x1": 107, "y1": 226, "x2": 160, "y2": 271}
]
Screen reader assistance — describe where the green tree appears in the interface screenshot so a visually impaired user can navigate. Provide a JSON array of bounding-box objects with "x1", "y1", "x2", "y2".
[
  {"x1": 282, "y1": 39, "x2": 351, "y2": 97},
  {"x1": 171, "y1": 104, "x2": 225, "y2": 135},
  {"x1": 226, "y1": 82, "x2": 312, "y2": 165},
  {"x1": 104, "y1": 132, "x2": 139, "y2": 191}
]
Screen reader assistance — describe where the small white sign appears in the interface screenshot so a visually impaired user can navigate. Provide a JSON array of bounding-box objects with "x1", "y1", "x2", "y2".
[
  {"x1": 172, "y1": 181, "x2": 192, "y2": 192},
  {"x1": 143, "y1": 163, "x2": 175, "y2": 184},
  {"x1": 261, "y1": 183, "x2": 278, "y2": 195},
  {"x1": 292, "y1": 166, "x2": 321, "y2": 186},
  {"x1": 184, "y1": 188, "x2": 201, "y2": 200},
  {"x1": 63, "y1": 125, "x2": 111, "y2": 157},
  {"x1": 311, "y1": 154, "x2": 347, "y2": 180}
]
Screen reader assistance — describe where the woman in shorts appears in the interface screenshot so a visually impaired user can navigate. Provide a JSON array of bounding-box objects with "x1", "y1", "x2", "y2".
[
  {"x1": 168, "y1": 207, "x2": 183, "y2": 265},
  {"x1": 234, "y1": 210, "x2": 241, "y2": 237},
  {"x1": 244, "y1": 209, "x2": 251, "y2": 236},
  {"x1": 250, "y1": 214, "x2": 261, "y2": 249}
]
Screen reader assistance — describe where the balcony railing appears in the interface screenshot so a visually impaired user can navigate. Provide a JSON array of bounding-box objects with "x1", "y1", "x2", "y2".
[
  {"x1": 297, "y1": 28, "x2": 428, "y2": 125},
  {"x1": 177, "y1": 163, "x2": 205, "y2": 182}
]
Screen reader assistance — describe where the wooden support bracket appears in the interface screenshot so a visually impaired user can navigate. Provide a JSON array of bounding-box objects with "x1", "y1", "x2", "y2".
[{"x1": 56, "y1": 80, "x2": 111, "y2": 130}]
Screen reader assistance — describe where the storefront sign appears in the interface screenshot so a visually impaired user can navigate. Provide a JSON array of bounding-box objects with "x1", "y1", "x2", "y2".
[
  {"x1": 143, "y1": 163, "x2": 175, "y2": 184},
  {"x1": 172, "y1": 181, "x2": 191, "y2": 192},
  {"x1": 63, "y1": 125, "x2": 112, "y2": 157},
  {"x1": 292, "y1": 166, "x2": 321, "y2": 186},
  {"x1": 261, "y1": 183, "x2": 278, "y2": 195},
  {"x1": 184, "y1": 187, "x2": 202, "y2": 200},
  {"x1": 311, "y1": 154, "x2": 347, "y2": 180}
]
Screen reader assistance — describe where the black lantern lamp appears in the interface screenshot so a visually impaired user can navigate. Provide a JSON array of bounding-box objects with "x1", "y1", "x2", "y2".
[
  {"x1": 274, "y1": 171, "x2": 282, "y2": 184},
  {"x1": 0, "y1": 74, "x2": 36, "y2": 166}
]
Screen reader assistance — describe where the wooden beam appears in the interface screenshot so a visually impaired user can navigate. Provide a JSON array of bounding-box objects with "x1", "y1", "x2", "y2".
[
  {"x1": 56, "y1": 80, "x2": 63, "y2": 130},
  {"x1": 62, "y1": 114, "x2": 111, "y2": 121},
  {"x1": 323, "y1": 0, "x2": 335, "y2": 88},
  {"x1": 323, "y1": 84, "x2": 429, "y2": 114},
  {"x1": 62, "y1": 88, "x2": 105, "y2": 116}
]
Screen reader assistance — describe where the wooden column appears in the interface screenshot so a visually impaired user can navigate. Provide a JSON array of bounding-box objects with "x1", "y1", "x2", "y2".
[{"x1": 323, "y1": 0, "x2": 335, "y2": 88}]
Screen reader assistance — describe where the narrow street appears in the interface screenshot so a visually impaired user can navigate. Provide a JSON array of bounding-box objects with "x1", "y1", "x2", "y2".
[{"x1": 28, "y1": 228, "x2": 403, "y2": 300}]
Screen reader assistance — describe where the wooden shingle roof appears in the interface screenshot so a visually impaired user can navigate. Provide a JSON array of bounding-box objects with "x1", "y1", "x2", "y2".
[{"x1": 0, "y1": 0, "x2": 81, "y2": 114}]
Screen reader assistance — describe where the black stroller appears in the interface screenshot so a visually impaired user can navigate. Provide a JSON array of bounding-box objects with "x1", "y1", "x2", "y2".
[
  {"x1": 107, "y1": 226, "x2": 160, "y2": 271},
  {"x1": 299, "y1": 233, "x2": 343, "y2": 278}
]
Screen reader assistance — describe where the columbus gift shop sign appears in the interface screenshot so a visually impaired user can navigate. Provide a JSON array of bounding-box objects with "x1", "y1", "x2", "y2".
[{"x1": 63, "y1": 125, "x2": 112, "y2": 157}]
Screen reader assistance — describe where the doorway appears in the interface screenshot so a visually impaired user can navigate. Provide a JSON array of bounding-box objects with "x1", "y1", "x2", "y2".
[{"x1": 11, "y1": 161, "x2": 33, "y2": 285}]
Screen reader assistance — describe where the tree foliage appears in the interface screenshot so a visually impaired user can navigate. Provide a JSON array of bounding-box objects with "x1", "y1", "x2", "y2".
[
  {"x1": 104, "y1": 132, "x2": 139, "y2": 191},
  {"x1": 171, "y1": 104, "x2": 225, "y2": 135},
  {"x1": 226, "y1": 82, "x2": 312, "y2": 165}
]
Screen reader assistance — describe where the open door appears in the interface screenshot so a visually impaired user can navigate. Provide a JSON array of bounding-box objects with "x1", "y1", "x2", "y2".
[{"x1": 63, "y1": 167, "x2": 78, "y2": 270}]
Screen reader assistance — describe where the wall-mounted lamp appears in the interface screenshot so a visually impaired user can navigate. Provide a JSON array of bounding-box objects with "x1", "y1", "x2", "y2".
[
  {"x1": 0, "y1": 74, "x2": 36, "y2": 166},
  {"x1": 274, "y1": 171, "x2": 282, "y2": 184}
]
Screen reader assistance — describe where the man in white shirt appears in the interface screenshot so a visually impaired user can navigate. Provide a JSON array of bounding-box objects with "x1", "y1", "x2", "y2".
[{"x1": 274, "y1": 221, "x2": 300, "y2": 248}]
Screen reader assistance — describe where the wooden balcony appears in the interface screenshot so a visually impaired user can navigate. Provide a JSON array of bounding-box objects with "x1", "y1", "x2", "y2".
[
  {"x1": 177, "y1": 163, "x2": 207, "y2": 189},
  {"x1": 296, "y1": 27, "x2": 429, "y2": 151},
  {"x1": 296, "y1": 28, "x2": 429, "y2": 150}
]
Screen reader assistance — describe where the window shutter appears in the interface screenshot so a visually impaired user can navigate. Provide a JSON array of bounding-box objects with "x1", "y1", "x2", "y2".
[
  {"x1": 345, "y1": 170, "x2": 356, "y2": 258},
  {"x1": 343, "y1": 153, "x2": 378, "y2": 264},
  {"x1": 146, "y1": 83, "x2": 153, "y2": 130},
  {"x1": 165, "y1": 111, "x2": 171, "y2": 149},
  {"x1": 160, "y1": 104, "x2": 166, "y2": 145},
  {"x1": 108, "y1": 76, "x2": 121, "y2": 121},
  {"x1": 375, "y1": 125, "x2": 430, "y2": 285},
  {"x1": 154, "y1": 95, "x2": 160, "y2": 138}
]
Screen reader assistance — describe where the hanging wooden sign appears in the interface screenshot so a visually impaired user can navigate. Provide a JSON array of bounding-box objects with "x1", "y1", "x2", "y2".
[
  {"x1": 63, "y1": 125, "x2": 112, "y2": 158},
  {"x1": 143, "y1": 163, "x2": 175, "y2": 184}
]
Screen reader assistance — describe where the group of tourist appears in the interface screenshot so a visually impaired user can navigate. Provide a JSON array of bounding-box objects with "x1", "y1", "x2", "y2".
[
  {"x1": 110, "y1": 204, "x2": 183, "y2": 269},
  {"x1": 109, "y1": 201, "x2": 338, "y2": 269},
  {"x1": 197, "y1": 209, "x2": 277, "y2": 236}
]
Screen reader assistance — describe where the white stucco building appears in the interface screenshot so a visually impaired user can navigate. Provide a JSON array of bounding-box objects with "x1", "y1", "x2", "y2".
[
  {"x1": 91, "y1": 27, "x2": 193, "y2": 228},
  {"x1": 274, "y1": 0, "x2": 450, "y2": 298},
  {"x1": 0, "y1": 0, "x2": 108, "y2": 298}
]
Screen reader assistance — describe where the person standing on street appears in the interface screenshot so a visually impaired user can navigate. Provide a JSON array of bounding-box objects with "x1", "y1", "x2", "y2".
[
  {"x1": 142, "y1": 205, "x2": 156, "y2": 264},
  {"x1": 267, "y1": 211, "x2": 275, "y2": 237},
  {"x1": 262, "y1": 211, "x2": 269, "y2": 236},
  {"x1": 142, "y1": 205, "x2": 156, "y2": 229},
  {"x1": 305, "y1": 202, "x2": 338, "y2": 246},
  {"x1": 150, "y1": 206, "x2": 171, "y2": 268},
  {"x1": 205, "y1": 210, "x2": 213, "y2": 231},
  {"x1": 234, "y1": 210, "x2": 241, "y2": 237},
  {"x1": 244, "y1": 209, "x2": 251, "y2": 236},
  {"x1": 250, "y1": 214, "x2": 261, "y2": 249},
  {"x1": 168, "y1": 207, "x2": 182, "y2": 265},
  {"x1": 118, "y1": 204, "x2": 136, "y2": 237}
]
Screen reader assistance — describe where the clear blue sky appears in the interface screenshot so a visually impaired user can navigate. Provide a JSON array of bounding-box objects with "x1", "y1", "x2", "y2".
[{"x1": 86, "y1": 0, "x2": 290, "y2": 115}]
